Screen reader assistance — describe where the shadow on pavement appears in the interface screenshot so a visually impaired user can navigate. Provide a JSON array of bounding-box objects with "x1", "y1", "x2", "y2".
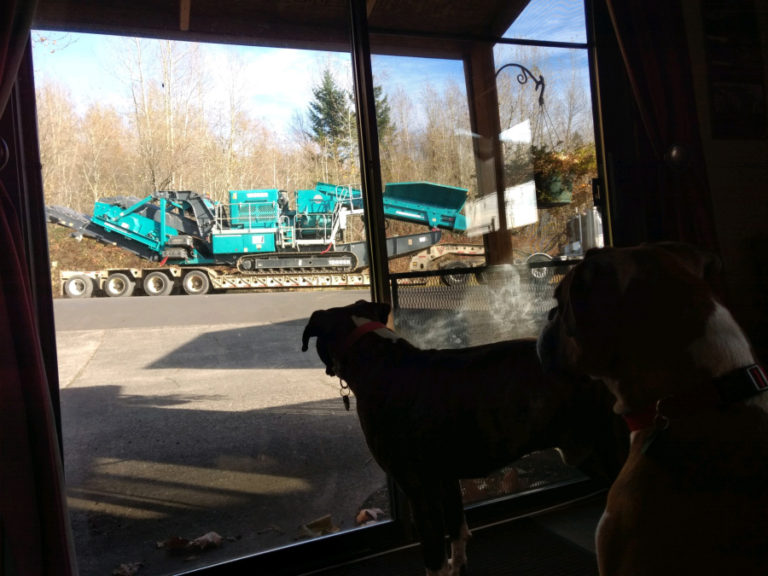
[
  {"x1": 146, "y1": 318, "x2": 321, "y2": 370},
  {"x1": 61, "y1": 384, "x2": 388, "y2": 576}
]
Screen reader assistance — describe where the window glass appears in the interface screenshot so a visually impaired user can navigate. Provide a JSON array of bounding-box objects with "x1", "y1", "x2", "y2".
[
  {"x1": 35, "y1": 30, "x2": 390, "y2": 575},
  {"x1": 370, "y1": 55, "x2": 480, "y2": 284},
  {"x1": 34, "y1": 0, "x2": 601, "y2": 571},
  {"x1": 503, "y1": 0, "x2": 588, "y2": 44},
  {"x1": 370, "y1": 5, "x2": 599, "y2": 508},
  {"x1": 493, "y1": 43, "x2": 600, "y2": 270}
]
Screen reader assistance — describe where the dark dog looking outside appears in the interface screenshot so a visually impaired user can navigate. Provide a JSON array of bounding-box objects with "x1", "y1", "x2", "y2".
[{"x1": 303, "y1": 299, "x2": 624, "y2": 576}]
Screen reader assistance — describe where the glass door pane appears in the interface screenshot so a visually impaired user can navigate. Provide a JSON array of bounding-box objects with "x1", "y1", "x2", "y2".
[
  {"x1": 369, "y1": 0, "x2": 599, "y2": 510},
  {"x1": 35, "y1": 28, "x2": 393, "y2": 575},
  {"x1": 493, "y1": 42, "x2": 601, "y2": 267}
]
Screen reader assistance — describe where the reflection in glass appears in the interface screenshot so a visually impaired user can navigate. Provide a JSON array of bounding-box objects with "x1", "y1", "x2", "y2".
[{"x1": 379, "y1": 14, "x2": 598, "y2": 509}]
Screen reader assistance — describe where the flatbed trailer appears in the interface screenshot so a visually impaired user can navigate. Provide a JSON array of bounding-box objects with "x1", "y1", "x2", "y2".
[{"x1": 58, "y1": 267, "x2": 375, "y2": 297}]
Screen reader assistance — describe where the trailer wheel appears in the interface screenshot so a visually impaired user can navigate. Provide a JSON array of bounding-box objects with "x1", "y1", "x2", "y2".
[
  {"x1": 143, "y1": 271, "x2": 174, "y2": 296},
  {"x1": 182, "y1": 270, "x2": 210, "y2": 295},
  {"x1": 63, "y1": 274, "x2": 94, "y2": 298},
  {"x1": 440, "y1": 261, "x2": 470, "y2": 286},
  {"x1": 474, "y1": 270, "x2": 488, "y2": 285},
  {"x1": 526, "y1": 252, "x2": 553, "y2": 281},
  {"x1": 104, "y1": 272, "x2": 135, "y2": 297}
]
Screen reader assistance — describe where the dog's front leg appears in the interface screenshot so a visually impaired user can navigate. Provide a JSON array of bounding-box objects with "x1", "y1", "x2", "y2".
[
  {"x1": 443, "y1": 479, "x2": 471, "y2": 576},
  {"x1": 449, "y1": 522, "x2": 471, "y2": 576},
  {"x1": 407, "y1": 484, "x2": 451, "y2": 576}
]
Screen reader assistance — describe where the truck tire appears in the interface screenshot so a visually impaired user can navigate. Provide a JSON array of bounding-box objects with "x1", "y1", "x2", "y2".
[
  {"x1": 104, "y1": 272, "x2": 135, "y2": 297},
  {"x1": 440, "y1": 261, "x2": 470, "y2": 286},
  {"x1": 526, "y1": 252, "x2": 553, "y2": 281},
  {"x1": 182, "y1": 270, "x2": 211, "y2": 295},
  {"x1": 143, "y1": 271, "x2": 174, "y2": 296},
  {"x1": 63, "y1": 274, "x2": 94, "y2": 298}
]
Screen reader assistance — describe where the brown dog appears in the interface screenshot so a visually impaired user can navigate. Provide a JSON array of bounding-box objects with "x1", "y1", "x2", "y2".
[
  {"x1": 303, "y1": 300, "x2": 625, "y2": 576},
  {"x1": 537, "y1": 243, "x2": 768, "y2": 576}
]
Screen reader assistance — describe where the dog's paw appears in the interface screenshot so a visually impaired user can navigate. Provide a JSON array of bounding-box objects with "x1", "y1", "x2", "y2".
[{"x1": 426, "y1": 563, "x2": 452, "y2": 576}]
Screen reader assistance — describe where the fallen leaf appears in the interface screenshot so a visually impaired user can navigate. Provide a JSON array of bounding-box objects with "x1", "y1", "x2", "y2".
[
  {"x1": 355, "y1": 507, "x2": 385, "y2": 525},
  {"x1": 299, "y1": 514, "x2": 339, "y2": 538},
  {"x1": 158, "y1": 532, "x2": 223, "y2": 555},
  {"x1": 189, "y1": 531, "x2": 223, "y2": 550},
  {"x1": 157, "y1": 536, "x2": 190, "y2": 554},
  {"x1": 112, "y1": 562, "x2": 143, "y2": 576}
]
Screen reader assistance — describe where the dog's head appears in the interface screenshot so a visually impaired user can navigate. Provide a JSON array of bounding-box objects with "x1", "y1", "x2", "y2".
[
  {"x1": 301, "y1": 299, "x2": 391, "y2": 377},
  {"x1": 538, "y1": 242, "x2": 722, "y2": 413}
]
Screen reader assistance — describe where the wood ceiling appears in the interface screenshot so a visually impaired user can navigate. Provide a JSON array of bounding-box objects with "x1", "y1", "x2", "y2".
[{"x1": 33, "y1": 0, "x2": 531, "y2": 58}]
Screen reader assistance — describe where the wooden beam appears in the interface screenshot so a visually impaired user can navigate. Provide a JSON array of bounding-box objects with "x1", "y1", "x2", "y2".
[
  {"x1": 179, "y1": 0, "x2": 191, "y2": 31},
  {"x1": 366, "y1": 0, "x2": 377, "y2": 18},
  {"x1": 464, "y1": 43, "x2": 513, "y2": 264}
]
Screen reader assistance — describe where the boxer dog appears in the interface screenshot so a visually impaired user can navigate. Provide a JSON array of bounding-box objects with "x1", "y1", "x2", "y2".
[
  {"x1": 537, "y1": 243, "x2": 768, "y2": 576},
  {"x1": 302, "y1": 300, "x2": 625, "y2": 576}
]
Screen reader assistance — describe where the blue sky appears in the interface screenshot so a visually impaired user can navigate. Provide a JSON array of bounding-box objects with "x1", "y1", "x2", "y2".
[
  {"x1": 30, "y1": 0, "x2": 586, "y2": 133},
  {"x1": 31, "y1": 33, "x2": 466, "y2": 132}
]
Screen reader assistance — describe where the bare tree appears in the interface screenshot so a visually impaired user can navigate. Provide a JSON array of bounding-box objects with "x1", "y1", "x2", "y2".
[
  {"x1": 118, "y1": 38, "x2": 208, "y2": 193},
  {"x1": 35, "y1": 81, "x2": 83, "y2": 209},
  {"x1": 79, "y1": 103, "x2": 131, "y2": 203}
]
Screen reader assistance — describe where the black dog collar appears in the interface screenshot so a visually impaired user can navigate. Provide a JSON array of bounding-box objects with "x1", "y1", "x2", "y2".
[{"x1": 624, "y1": 364, "x2": 768, "y2": 432}]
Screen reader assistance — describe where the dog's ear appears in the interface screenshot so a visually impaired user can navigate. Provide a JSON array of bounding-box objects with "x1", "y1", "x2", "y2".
[
  {"x1": 302, "y1": 310, "x2": 337, "y2": 376},
  {"x1": 650, "y1": 241, "x2": 722, "y2": 283},
  {"x1": 621, "y1": 245, "x2": 718, "y2": 361},
  {"x1": 301, "y1": 310, "x2": 325, "y2": 352}
]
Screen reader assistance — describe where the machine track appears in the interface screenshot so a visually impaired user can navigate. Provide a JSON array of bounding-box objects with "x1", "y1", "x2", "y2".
[{"x1": 236, "y1": 251, "x2": 359, "y2": 274}]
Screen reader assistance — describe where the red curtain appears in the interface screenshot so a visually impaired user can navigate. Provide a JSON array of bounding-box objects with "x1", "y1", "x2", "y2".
[
  {"x1": 1, "y1": 1, "x2": 77, "y2": 574},
  {"x1": 605, "y1": 0, "x2": 719, "y2": 252}
]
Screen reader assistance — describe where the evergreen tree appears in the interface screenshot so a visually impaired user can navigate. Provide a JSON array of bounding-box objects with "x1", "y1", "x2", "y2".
[
  {"x1": 373, "y1": 85, "x2": 393, "y2": 143},
  {"x1": 306, "y1": 67, "x2": 396, "y2": 182},
  {"x1": 307, "y1": 68, "x2": 353, "y2": 176}
]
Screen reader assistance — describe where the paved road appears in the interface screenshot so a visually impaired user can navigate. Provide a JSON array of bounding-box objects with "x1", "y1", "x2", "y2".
[{"x1": 54, "y1": 290, "x2": 387, "y2": 576}]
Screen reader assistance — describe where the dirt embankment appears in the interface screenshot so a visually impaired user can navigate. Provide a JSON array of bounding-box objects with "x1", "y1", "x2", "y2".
[{"x1": 47, "y1": 225, "x2": 152, "y2": 297}]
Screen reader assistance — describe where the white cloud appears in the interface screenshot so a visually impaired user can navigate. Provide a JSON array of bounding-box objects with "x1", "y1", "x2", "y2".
[{"x1": 200, "y1": 46, "x2": 353, "y2": 132}]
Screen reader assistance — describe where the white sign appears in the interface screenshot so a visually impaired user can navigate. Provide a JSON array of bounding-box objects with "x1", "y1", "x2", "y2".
[{"x1": 465, "y1": 180, "x2": 538, "y2": 237}]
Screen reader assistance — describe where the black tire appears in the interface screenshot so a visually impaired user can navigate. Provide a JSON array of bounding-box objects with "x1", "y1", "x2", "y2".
[
  {"x1": 526, "y1": 253, "x2": 553, "y2": 281},
  {"x1": 63, "y1": 274, "x2": 94, "y2": 298},
  {"x1": 440, "y1": 261, "x2": 470, "y2": 286},
  {"x1": 103, "y1": 272, "x2": 135, "y2": 297},
  {"x1": 182, "y1": 270, "x2": 211, "y2": 295},
  {"x1": 143, "y1": 271, "x2": 174, "y2": 296}
]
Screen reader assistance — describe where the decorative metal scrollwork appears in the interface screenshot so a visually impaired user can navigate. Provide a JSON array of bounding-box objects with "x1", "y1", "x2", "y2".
[{"x1": 495, "y1": 62, "x2": 546, "y2": 107}]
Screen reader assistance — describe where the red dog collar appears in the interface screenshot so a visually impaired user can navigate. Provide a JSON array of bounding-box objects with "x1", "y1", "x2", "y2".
[
  {"x1": 623, "y1": 364, "x2": 768, "y2": 432},
  {"x1": 339, "y1": 321, "x2": 389, "y2": 358}
]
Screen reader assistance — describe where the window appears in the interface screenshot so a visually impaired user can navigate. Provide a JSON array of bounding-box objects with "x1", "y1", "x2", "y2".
[
  {"x1": 372, "y1": 1, "x2": 599, "y2": 510},
  {"x1": 36, "y1": 26, "x2": 402, "y2": 575},
  {"x1": 33, "y1": 1, "x2": 603, "y2": 573}
]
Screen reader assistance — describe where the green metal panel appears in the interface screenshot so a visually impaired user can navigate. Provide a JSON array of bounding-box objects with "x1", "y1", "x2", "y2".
[
  {"x1": 382, "y1": 182, "x2": 468, "y2": 231},
  {"x1": 212, "y1": 232, "x2": 277, "y2": 255},
  {"x1": 229, "y1": 189, "x2": 280, "y2": 228},
  {"x1": 383, "y1": 182, "x2": 467, "y2": 212}
]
